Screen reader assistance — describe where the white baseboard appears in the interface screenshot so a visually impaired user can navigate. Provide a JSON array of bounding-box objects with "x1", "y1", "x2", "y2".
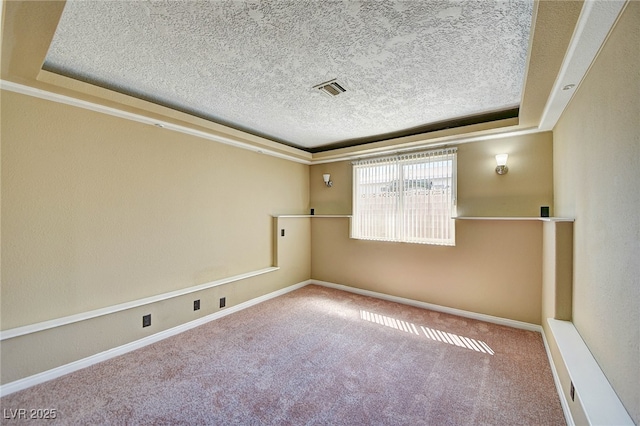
[
  {"x1": 0, "y1": 279, "x2": 553, "y2": 399},
  {"x1": 0, "y1": 280, "x2": 310, "y2": 397},
  {"x1": 311, "y1": 280, "x2": 542, "y2": 332},
  {"x1": 314, "y1": 280, "x2": 580, "y2": 423}
]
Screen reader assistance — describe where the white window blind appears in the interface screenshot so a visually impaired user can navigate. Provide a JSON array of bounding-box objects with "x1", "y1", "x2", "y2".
[{"x1": 352, "y1": 148, "x2": 457, "y2": 246}]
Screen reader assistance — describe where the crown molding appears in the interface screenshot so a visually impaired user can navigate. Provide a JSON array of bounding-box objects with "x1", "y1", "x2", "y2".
[{"x1": 1, "y1": 79, "x2": 312, "y2": 165}]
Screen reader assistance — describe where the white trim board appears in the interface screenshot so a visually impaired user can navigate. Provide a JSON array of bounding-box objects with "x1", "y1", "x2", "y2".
[
  {"x1": 0, "y1": 80, "x2": 311, "y2": 165},
  {"x1": 274, "y1": 215, "x2": 352, "y2": 218},
  {"x1": 0, "y1": 267, "x2": 279, "y2": 341},
  {"x1": 0, "y1": 280, "x2": 311, "y2": 397},
  {"x1": 311, "y1": 280, "x2": 542, "y2": 332},
  {"x1": 316, "y1": 280, "x2": 580, "y2": 423},
  {"x1": 539, "y1": 0, "x2": 628, "y2": 131},
  {"x1": 547, "y1": 319, "x2": 633, "y2": 425},
  {"x1": 1, "y1": 80, "x2": 545, "y2": 166},
  {"x1": 1, "y1": 279, "x2": 548, "y2": 398},
  {"x1": 541, "y1": 328, "x2": 574, "y2": 426},
  {"x1": 454, "y1": 217, "x2": 574, "y2": 222},
  {"x1": 0, "y1": 2, "x2": 627, "y2": 165}
]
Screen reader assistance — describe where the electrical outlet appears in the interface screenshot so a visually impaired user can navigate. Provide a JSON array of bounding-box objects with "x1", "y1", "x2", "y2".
[
  {"x1": 220, "y1": 297, "x2": 226, "y2": 308},
  {"x1": 194, "y1": 299, "x2": 200, "y2": 311},
  {"x1": 281, "y1": 229, "x2": 285, "y2": 237},
  {"x1": 570, "y1": 381, "x2": 575, "y2": 401},
  {"x1": 142, "y1": 314, "x2": 151, "y2": 328}
]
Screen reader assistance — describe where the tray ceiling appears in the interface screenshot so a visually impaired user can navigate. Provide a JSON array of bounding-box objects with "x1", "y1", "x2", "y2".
[{"x1": 43, "y1": 0, "x2": 533, "y2": 152}]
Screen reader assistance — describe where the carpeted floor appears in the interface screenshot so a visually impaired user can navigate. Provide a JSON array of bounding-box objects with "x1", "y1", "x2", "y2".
[{"x1": 0, "y1": 285, "x2": 565, "y2": 425}]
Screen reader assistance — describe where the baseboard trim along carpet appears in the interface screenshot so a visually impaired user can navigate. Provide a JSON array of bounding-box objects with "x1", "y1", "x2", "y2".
[
  {"x1": 314, "y1": 280, "x2": 583, "y2": 424},
  {"x1": 1, "y1": 279, "x2": 547, "y2": 398},
  {"x1": 311, "y1": 280, "x2": 575, "y2": 426},
  {"x1": 0, "y1": 284, "x2": 565, "y2": 424},
  {"x1": 0, "y1": 280, "x2": 310, "y2": 397},
  {"x1": 311, "y1": 280, "x2": 542, "y2": 332}
]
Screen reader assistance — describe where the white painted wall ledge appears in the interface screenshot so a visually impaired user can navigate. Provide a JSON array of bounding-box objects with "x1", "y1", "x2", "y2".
[
  {"x1": 0, "y1": 279, "x2": 310, "y2": 397},
  {"x1": 273, "y1": 214, "x2": 352, "y2": 218},
  {"x1": 1, "y1": 279, "x2": 541, "y2": 397},
  {"x1": 0, "y1": 267, "x2": 279, "y2": 341},
  {"x1": 548, "y1": 319, "x2": 634, "y2": 425},
  {"x1": 454, "y1": 217, "x2": 575, "y2": 222}
]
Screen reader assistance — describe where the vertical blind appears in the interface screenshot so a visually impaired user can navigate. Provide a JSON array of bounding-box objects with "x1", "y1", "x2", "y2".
[{"x1": 352, "y1": 148, "x2": 457, "y2": 246}]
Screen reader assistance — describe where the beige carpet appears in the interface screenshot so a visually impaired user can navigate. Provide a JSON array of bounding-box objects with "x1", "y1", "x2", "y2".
[{"x1": 1, "y1": 285, "x2": 565, "y2": 425}]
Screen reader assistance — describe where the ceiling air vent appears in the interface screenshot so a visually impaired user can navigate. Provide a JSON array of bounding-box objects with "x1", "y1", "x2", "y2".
[{"x1": 313, "y1": 79, "x2": 346, "y2": 97}]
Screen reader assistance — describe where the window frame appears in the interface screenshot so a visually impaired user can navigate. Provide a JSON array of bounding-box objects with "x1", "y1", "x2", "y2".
[{"x1": 351, "y1": 148, "x2": 457, "y2": 246}]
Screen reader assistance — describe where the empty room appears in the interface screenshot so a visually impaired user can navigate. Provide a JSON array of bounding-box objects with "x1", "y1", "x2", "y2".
[{"x1": 1, "y1": 1, "x2": 638, "y2": 424}]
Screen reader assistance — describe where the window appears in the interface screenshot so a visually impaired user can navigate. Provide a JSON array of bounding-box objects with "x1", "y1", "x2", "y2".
[{"x1": 352, "y1": 148, "x2": 457, "y2": 246}]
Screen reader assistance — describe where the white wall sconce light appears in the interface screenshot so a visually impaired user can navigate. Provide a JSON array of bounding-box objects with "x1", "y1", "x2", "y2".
[
  {"x1": 323, "y1": 173, "x2": 333, "y2": 187},
  {"x1": 495, "y1": 154, "x2": 509, "y2": 175}
]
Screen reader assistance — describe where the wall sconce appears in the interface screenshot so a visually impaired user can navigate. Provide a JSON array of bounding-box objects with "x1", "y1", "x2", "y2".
[
  {"x1": 495, "y1": 154, "x2": 509, "y2": 175},
  {"x1": 322, "y1": 173, "x2": 333, "y2": 187}
]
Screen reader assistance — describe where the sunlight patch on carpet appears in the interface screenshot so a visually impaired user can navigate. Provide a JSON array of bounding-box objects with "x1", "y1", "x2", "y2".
[{"x1": 359, "y1": 309, "x2": 494, "y2": 355}]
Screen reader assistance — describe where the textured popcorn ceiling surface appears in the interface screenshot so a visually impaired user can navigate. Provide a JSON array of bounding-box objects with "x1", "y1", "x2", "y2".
[{"x1": 44, "y1": 1, "x2": 533, "y2": 150}]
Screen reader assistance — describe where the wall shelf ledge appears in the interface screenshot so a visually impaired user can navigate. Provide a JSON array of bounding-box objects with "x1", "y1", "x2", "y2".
[
  {"x1": 274, "y1": 215, "x2": 352, "y2": 218},
  {"x1": 453, "y1": 217, "x2": 574, "y2": 222}
]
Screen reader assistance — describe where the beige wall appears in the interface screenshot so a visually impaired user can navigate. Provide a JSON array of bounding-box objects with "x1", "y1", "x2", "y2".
[
  {"x1": 542, "y1": 221, "x2": 573, "y2": 322},
  {"x1": 541, "y1": 221, "x2": 581, "y2": 423},
  {"x1": 551, "y1": 2, "x2": 640, "y2": 423},
  {"x1": 457, "y1": 132, "x2": 554, "y2": 217},
  {"x1": 1, "y1": 90, "x2": 310, "y2": 383},
  {"x1": 4, "y1": 7, "x2": 635, "y2": 419},
  {"x1": 310, "y1": 132, "x2": 554, "y2": 217},
  {"x1": 310, "y1": 133, "x2": 553, "y2": 324}
]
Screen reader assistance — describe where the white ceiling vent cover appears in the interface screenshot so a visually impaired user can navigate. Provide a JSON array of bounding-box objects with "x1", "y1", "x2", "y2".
[{"x1": 313, "y1": 79, "x2": 346, "y2": 97}]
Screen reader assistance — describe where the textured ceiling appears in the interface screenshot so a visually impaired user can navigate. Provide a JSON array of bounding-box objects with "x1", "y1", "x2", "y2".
[{"x1": 43, "y1": 1, "x2": 533, "y2": 151}]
